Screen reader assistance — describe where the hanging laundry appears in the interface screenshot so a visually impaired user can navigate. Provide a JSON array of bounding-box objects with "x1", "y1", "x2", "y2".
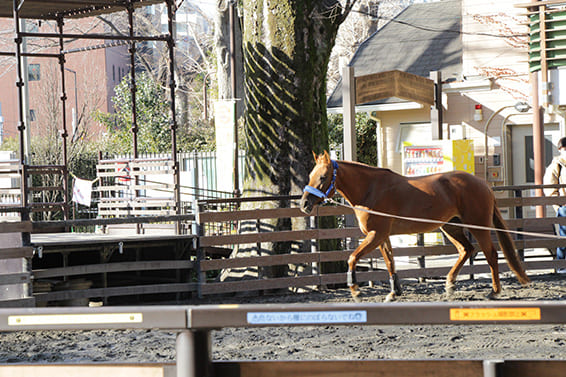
[{"x1": 72, "y1": 177, "x2": 93, "y2": 206}]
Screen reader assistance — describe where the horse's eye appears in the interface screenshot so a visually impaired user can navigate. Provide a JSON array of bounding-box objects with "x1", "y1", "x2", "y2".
[{"x1": 320, "y1": 175, "x2": 327, "y2": 181}]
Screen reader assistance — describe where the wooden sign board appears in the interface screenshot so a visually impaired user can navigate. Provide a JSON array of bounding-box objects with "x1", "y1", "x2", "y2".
[{"x1": 355, "y1": 70, "x2": 435, "y2": 106}]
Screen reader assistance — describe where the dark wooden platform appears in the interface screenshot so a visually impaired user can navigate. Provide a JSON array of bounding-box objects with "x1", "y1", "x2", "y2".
[
  {"x1": 27, "y1": 232, "x2": 198, "y2": 307},
  {"x1": 31, "y1": 232, "x2": 196, "y2": 249}
]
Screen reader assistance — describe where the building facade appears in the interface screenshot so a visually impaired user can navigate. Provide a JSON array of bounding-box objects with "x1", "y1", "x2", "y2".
[
  {"x1": 0, "y1": 16, "x2": 130, "y2": 144},
  {"x1": 328, "y1": 0, "x2": 562, "y2": 198}
]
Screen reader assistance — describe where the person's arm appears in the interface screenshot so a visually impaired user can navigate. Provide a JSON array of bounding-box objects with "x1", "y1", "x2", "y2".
[{"x1": 544, "y1": 161, "x2": 561, "y2": 211}]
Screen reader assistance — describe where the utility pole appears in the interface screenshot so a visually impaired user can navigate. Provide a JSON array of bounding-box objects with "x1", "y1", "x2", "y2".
[{"x1": 229, "y1": 0, "x2": 239, "y2": 195}]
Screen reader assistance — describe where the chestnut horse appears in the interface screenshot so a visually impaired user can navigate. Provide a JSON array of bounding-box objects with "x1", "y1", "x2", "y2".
[{"x1": 300, "y1": 151, "x2": 530, "y2": 302}]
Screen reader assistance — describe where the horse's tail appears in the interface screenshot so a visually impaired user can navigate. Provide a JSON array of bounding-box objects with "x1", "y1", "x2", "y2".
[{"x1": 493, "y1": 206, "x2": 530, "y2": 285}]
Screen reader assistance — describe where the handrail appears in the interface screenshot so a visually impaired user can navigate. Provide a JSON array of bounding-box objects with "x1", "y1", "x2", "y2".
[
  {"x1": 0, "y1": 301, "x2": 562, "y2": 331},
  {"x1": 493, "y1": 182, "x2": 566, "y2": 191},
  {"x1": 0, "y1": 302, "x2": 564, "y2": 376}
]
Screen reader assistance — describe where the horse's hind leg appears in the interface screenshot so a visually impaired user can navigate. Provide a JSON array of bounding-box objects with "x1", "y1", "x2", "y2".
[
  {"x1": 440, "y1": 222, "x2": 476, "y2": 297},
  {"x1": 378, "y1": 238, "x2": 402, "y2": 302},
  {"x1": 347, "y1": 230, "x2": 384, "y2": 302},
  {"x1": 468, "y1": 228, "x2": 501, "y2": 298}
]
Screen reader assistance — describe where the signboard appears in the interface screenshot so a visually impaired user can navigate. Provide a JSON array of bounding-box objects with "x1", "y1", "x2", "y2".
[
  {"x1": 450, "y1": 307, "x2": 541, "y2": 321},
  {"x1": 214, "y1": 100, "x2": 236, "y2": 193},
  {"x1": 9, "y1": 313, "x2": 143, "y2": 326},
  {"x1": 247, "y1": 311, "x2": 367, "y2": 325},
  {"x1": 355, "y1": 70, "x2": 435, "y2": 106}
]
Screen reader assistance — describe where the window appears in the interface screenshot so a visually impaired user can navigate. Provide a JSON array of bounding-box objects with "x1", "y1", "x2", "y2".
[
  {"x1": 28, "y1": 64, "x2": 40, "y2": 81},
  {"x1": 369, "y1": 4, "x2": 379, "y2": 18}
]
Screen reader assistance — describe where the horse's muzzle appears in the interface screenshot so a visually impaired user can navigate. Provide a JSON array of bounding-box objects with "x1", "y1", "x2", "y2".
[{"x1": 300, "y1": 194, "x2": 314, "y2": 215}]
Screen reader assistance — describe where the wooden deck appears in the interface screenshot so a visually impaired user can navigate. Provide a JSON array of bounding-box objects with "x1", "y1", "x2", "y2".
[
  {"x1": 26, "y1": 231, "x2": 198, "y2": 307},
  {"x1": 30, "y1": 232, "x2": 196, "y2": 249}
]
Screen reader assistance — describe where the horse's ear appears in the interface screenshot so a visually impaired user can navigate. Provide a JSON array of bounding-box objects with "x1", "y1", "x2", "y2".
[
  {"x1": 312, "y1": 151, "x2": 317, "y2": 162},
  {"x1": 323, "y1": 150, "x2": 331, "y2": 163}
]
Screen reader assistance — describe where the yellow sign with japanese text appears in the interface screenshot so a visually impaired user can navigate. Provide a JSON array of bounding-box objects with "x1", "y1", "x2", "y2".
[{"x1": 450, "y1": 308, "x2": 541, "y2": 321}]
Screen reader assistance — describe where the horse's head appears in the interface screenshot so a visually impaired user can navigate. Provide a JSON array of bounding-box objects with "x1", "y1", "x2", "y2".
[{"x1": 300, "y1": 151, "x2": 337, "y2": 214}]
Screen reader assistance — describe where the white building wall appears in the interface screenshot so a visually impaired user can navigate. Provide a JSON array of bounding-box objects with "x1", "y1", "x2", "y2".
[
  {"x1": 376, "y1": 1, "x2": 536, "y2": 182},
  {"x1": 462, "y1": 0, "x2": 531, "y2": 114}
]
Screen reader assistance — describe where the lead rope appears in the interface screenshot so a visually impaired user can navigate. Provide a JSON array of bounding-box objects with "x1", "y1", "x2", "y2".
[
  {"x1": 304, "y1": 159, "x2": 566, "y2": 240},
  {"x1": 322, "y1": 197, "x2": 566, "y2": 240}
]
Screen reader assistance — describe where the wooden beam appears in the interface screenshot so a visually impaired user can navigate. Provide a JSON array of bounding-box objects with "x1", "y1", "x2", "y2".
[
  {"x1": 0, "y1": 221, "x2": 32, "y2": 233},
  {"x1": 0, "y1": 246, "x2": 34, "y2": 258},
  {"x1": 215, "y1": 360, "x2": 484, "y2": 377},
  {"x1": 515, "y1": 0, "x2": 566, "y2": 8},
  {"x1": 33, "y1": 260, "x2": 194, "y2": 279},
  {"x1": 33, "y1": 282, "x2": 197, "y2": 303}
]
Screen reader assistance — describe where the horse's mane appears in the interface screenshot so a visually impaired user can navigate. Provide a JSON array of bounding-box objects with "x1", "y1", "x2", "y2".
[{"x1": 338, "y1": 160, "x2": 396, "y2": 175}]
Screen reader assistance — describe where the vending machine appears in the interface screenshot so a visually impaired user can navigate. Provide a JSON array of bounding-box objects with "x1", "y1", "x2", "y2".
[
  {"x1": 398, "y1": 139, "x2": 474, "y2": 246},
  {"x1": 402, "y1": 139, "x2": 474, "y2": 177}
]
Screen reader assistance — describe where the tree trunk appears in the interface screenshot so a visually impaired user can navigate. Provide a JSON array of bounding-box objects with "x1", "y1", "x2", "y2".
[
  {"x1": 235, "y1": 1, "x2": 352, "y2": 279},
  {"x1": 215, "y1": 0, "x2": 245, "y2": 117}
]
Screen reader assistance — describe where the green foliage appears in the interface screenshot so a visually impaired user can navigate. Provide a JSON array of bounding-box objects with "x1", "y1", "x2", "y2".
[
  {"x1": 0, "y1": 137, "x2": 18, "y2": 153},
  {"x1": 328, "y1": 112, "x2": 377, "y2": 166},
  {"x1": 178, "y1": 117, "x2": 215, "y2": 152},
  {"x1": 95, "y1": 71, "x2": 215, "y2": 153},
  {"x1": 176, "y1": 72, "x2": 216, "y2": 152},
  {"x1": 67, "y1": 141, "x2": 105, "y2": 182},
  {"x1": 94, "y1": 71, "x2": 171, "y2": 154}
]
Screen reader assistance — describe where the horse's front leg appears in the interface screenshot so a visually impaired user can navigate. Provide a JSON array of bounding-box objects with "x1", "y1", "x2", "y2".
[
  {"x1": 378, "y1": 238, "x2": 402, "y2": 302},
  {"x1": 347, "y1": 230, "x2": 383, "y2": 302}
]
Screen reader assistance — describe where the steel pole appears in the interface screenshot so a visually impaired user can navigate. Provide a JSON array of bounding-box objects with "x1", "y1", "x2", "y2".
[
  {"x1": 166, "y1": 0, "x2": 181, "y2": 233},
  {"x1": 483, "y1": 360, "x2": 503, "y2": 377},
  {"x1": 176, "y1": 330, "x2": 212, "y2": 377},
  {"x1": 531, "y1": 71, "x2": 545, "y2": 218},
  {"x1": 58, "y1": 17, "x2": 70, "y2": 221},
  {"x1": 127, "y1": 0, "x2": 138, "y2": 158}
]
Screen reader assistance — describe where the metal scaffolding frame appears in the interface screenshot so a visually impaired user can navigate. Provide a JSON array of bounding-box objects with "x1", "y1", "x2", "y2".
[{"x1": 1, "y1": 0, "x2": 181, "y2": 226}]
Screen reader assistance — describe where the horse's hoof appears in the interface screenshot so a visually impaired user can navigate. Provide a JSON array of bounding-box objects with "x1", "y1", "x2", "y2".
[
  {"x1": 384, "y1": 292, "x2": 396, "y2": 302},
  {"x1": 350, "y1": 287, "x2": 362, "y2": 303},
  {"x1": 393, "y1": 282, "x2": 403, "y2": 296},
  {"x1": 349, "y1": 284, "x2": 361, "y2": 300},
  {"x1": 445, "y1": 284, "x2": 455, "y2": 296},
  {"x1": 486, "y1": 290, "x2": 500, "y2": 300}
]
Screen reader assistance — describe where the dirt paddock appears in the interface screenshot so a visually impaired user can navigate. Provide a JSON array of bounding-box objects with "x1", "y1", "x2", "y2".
[{"x1": 0, "y1": 272, "x2": 565, "y2": 363}]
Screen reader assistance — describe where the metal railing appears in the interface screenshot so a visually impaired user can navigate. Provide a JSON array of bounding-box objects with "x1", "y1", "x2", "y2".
[{"x1": 0, "y1": 302, "x2": 564, "y2": 377}]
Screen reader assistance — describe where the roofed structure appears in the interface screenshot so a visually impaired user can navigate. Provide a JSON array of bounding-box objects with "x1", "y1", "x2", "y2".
[
  {"x1": 0, "y1": 0, "x2": 182, "y2": 225},
  {"x1": 0, "y1": 0, "x2": 163, "y2": 19},
  {"x1": 327, "y1": 0, "x2": 462, "y2": 110}
]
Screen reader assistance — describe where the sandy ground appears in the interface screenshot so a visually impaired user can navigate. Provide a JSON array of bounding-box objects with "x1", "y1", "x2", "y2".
[{"x1": 1, "y1": 272, "x2": 566, "y2": 363}]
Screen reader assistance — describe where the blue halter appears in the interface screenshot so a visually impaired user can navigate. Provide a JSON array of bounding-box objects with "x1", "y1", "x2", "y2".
[{"x1": 303, "y1": 160, "x2": 339, "y2": 200}]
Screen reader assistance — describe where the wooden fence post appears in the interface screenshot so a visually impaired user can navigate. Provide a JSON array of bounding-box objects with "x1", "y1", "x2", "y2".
[
  {"x1": 417, "y1": 233, "x2": 426, "y2": 283},
  {"x1": 194, "y1": 200, "x2": 206, "y2": 299},
  {"x1": 514, "y1": 189, "x2": 525, "y2": 262}
]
